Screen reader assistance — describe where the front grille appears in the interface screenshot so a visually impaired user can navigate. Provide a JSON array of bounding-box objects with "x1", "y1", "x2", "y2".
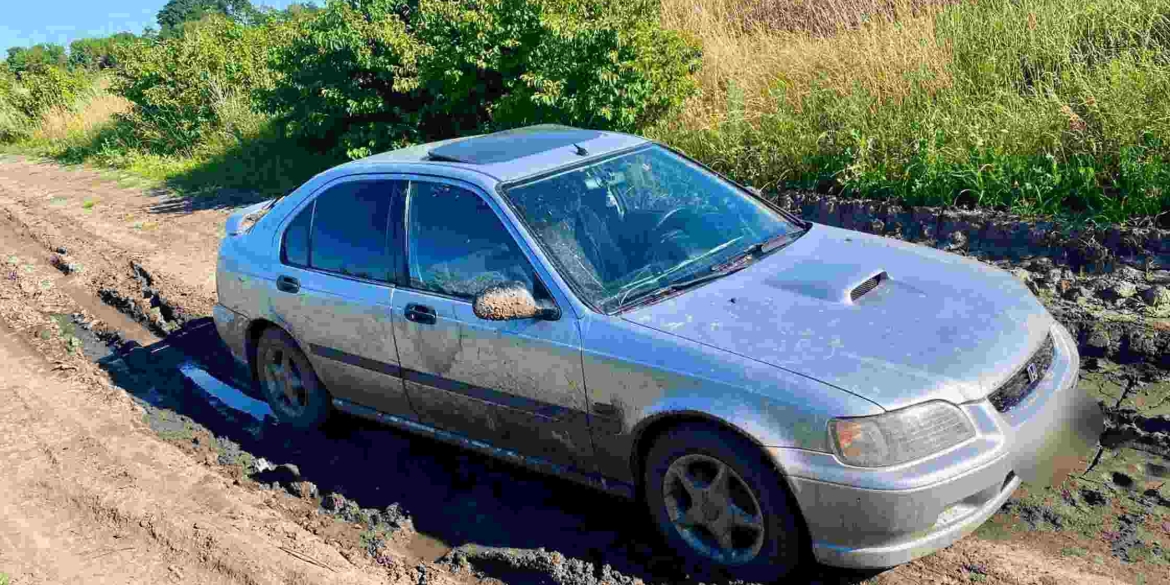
[
  {"x1": 850, "y1": 272, "x2": 887, "y2": 302},
  {"x1": 989, "y1": 334, "x2": 1055, "y2": 413}
]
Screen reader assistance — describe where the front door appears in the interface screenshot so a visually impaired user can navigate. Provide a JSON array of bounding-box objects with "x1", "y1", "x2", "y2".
[
  {"x1": 268, "y1": 177, "x2": 416, "y2": 420},
  {"x1": 390, "y1": 178, "x2": 593, "y2": 469}
]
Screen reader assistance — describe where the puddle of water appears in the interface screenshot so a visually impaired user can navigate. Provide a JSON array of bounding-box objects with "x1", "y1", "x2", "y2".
[{"x1": 178, "y1": 361, "x2": 273, "y2": 422}]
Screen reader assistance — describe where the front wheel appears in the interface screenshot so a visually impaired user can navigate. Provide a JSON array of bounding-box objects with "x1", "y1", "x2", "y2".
[
  {"x1": 254, "y1": 327, "x2": 331, "y2": 429},
  {"x1": 643, "y1": 423, "x2": 804, "y2": 583}
]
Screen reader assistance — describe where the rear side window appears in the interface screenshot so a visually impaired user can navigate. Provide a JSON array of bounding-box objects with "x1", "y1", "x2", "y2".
[{"x1": 280, "y1": 180, "x2": 404, "y2": 283}]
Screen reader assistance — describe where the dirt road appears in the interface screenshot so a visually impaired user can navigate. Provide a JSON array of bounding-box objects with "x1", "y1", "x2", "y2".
[
  {"x1": 0, "y1": 318, "x2": 483, "y2": 585},
  {"x1": 0, "y1": 154, "x2": 1166, "y2": 585}
]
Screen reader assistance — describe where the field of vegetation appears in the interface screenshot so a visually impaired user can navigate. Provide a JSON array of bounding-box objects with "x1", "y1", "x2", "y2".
[{"x1": 2, "y1": 0, "x2": 1169, "y2": 224}]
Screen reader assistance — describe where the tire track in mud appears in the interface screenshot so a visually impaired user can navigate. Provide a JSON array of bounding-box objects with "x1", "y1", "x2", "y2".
[{"x1": 0, "y1": 157, "x2": 1165, "y2": 585}]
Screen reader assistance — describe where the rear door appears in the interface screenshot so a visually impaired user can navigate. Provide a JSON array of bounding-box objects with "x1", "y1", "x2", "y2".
[
  {"x1": 390, "y1": 177, "x2": 595, "y2": 469},
  {"x1": 268, "y1": 176, "x2": 416, "y2": 420}
]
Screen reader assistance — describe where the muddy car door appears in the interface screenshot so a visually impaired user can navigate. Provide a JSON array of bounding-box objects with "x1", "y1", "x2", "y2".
[
  {"x1": 391, "y1": 178, "x2": 594, "y2": 469},
  {"x1": 268, "y1": 177, "x2": 416, "y2": 421}
]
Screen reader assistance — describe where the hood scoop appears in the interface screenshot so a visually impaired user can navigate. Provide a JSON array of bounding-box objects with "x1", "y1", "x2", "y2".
[
  {"x1": 763, "y1": 264, "x2": 889, "y2": 303},
  {"x1": 850, "y1": 271, "x2": 887, "y2": 302}
]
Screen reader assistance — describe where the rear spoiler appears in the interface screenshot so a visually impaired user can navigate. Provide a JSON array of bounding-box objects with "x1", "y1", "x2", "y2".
[{"x1": 224, "y1": 199, "x2": 277, "y2": 236}]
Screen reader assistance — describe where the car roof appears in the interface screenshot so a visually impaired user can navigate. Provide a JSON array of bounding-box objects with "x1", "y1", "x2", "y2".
[{"x1": 344, "y1": 124, "x2": 649, "y2": 183}]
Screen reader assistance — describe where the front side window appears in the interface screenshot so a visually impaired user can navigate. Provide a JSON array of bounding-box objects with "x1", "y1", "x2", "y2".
[
  {"x1": 280, "y1": 179, "x2": 403, "y2": 283},
  {"x1": 503, "y1": 144, "x2": 805, "y2": 312},
  {"x1": 407, "y1": 181, "x2": 539, "y2": 300}
]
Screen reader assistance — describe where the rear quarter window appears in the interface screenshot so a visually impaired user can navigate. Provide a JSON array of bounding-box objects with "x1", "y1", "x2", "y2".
[{"x1": 281, "y1": 204, "x2": 312, "y2": 266}]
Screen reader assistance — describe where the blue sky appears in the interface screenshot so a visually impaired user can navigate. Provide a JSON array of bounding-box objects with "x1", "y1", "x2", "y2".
[{"x1": 1, "y1": 1, "x2": 311, "y2": 52}]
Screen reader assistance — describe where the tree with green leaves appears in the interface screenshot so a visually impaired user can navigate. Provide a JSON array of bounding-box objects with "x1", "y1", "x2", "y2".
[
  {"x1": 5, "y1": 44, "x2": 68, "y2": 77},
  {"x1": 69, "y1": 33, "x2": 139, "y2": 70},
  {"x1": 157, "y1": 0, "x2": 260, "y2": 36},
  {"x1": 113, "y1": 14, "x2": 283, "y2": 151},
  {"x1": 260, "y1": 0, "x2": 702, "y2": 159}
]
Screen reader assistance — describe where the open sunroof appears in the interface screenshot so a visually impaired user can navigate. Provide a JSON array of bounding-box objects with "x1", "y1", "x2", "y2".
[{"x1": 428, "y1": 125, "x2": 603, "y2": 165}]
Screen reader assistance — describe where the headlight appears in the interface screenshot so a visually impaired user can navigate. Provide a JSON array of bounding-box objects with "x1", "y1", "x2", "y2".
[{"x1": 829, "y1": 401, "x2": 976, "y2": 467}]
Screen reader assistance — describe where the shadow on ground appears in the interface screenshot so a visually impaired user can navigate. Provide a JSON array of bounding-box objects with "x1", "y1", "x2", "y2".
[
  {"x1": 39, "y1": 115, "x2": 343, "y2": 214},
  {"x1": 90, "y1": 318, "x2": 880, "y2": 585},
  {"x1": 147, "y1": 125, "x2": 344, "y2": 214}
]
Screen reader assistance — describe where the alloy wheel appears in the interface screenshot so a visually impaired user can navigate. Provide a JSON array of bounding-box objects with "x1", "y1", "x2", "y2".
[
  {"x1": 261, "y1": 347, "x2": 307, "y2": 417},
  {"x1": 662, "y1": 453, "x2": 767, "y2": 565}
]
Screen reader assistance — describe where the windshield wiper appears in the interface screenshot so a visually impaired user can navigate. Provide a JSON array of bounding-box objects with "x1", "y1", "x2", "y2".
[
  {"x1": 617, "y1": 229, "x2": 807, "y2": 312},
  {"x1": 708, "y1": 229, "x2": 805, "y2": 273},
  {"x1": 262, "y1": 189, "x2": 293, "y2": 211},
  {"x1": 620, "y1": 264, "x2": 750, "y2": 311}
]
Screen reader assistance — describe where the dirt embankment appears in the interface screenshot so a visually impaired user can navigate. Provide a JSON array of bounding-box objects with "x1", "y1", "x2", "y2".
[{"x1": 0, "y1": 155, "x2": 1166, "y2": 585}]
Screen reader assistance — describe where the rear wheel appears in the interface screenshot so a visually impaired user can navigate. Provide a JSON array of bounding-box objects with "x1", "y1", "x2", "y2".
[
  {"x1": 255, "y1": 327, "x2": 330, "y2": 429},
  {"x1": 643, "y1": 422, "x2": 804, "y2": 583}
]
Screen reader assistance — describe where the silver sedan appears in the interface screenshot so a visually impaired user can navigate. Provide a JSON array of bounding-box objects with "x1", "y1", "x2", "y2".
[{"x1": 213, "y1": 125, "x2": 1099, "y2": 582}]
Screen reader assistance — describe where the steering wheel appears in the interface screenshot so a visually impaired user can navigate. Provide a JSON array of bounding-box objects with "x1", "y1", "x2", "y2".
[
  {"x1": 649, "y1": 207, "x2": 716, "y2": 265},
  {"x1": 654, "y1": 206, "x2": 720, "y2": 237}
]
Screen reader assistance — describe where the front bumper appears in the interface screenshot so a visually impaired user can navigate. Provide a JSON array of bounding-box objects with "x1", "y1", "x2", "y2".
[{"x1": 771, "y1": 323, "x2": 1095, "y2": 568}]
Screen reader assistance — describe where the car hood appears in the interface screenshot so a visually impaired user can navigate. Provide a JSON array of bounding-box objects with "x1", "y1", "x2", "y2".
[{"x1": 622, "y1": 224, "x2": 1053, "y2": 411}]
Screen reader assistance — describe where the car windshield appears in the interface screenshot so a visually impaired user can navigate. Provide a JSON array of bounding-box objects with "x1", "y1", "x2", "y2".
[{"x1": 503, "y1": 144, "x2": 804, "y2": 312}]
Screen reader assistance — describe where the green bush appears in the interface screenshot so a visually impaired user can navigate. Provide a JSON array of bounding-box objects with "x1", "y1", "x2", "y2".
[
  {"x1": 9, "y1": 65, "x2": 87, "y2": 118},
  {"x1": 0, "y1": 60, "x2": 88, "y2": 142},
  {"x1": 112, "y1": 14, "x2": 280, "y2": 153},
  {"x1": 0, "y1": 69, "x2": 31, "y2": 142},
  {"x1": 261, "y1": 0, "x2": 701, "y2": 158}
]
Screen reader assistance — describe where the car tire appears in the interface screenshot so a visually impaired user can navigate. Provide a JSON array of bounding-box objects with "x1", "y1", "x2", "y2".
[
  {"x1": 254, "y1": 327, "x2": 331, "y2": 430},
  {"x1": 643, "y1": 422, "x2": 804, "y2": 583}
]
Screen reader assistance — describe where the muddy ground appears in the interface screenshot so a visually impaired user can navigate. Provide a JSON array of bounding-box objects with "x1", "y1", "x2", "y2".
[{"x1": 0, "y1": 154, "x2": 1167, "y2": 585}]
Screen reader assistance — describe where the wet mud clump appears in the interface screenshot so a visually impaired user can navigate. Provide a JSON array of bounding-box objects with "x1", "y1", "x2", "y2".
[
  {"x1": 472, "y1": 282, "x2": 540, "y2": 321},
  {"x1": 98, "y1": 262, "x2": 194, "y2": 336},
  {"x1": 768, "y1": 189, "x2": 1170, "y2": 269},
  {"x1": 50, "y1": 252, "x2": 80, "y2": 275},
  {"x1": 440, "y1": 544, "x2": 641, "y2": 585},
  {"x1": 318, "y1": 491, "x2": 418, "y2": 556}
]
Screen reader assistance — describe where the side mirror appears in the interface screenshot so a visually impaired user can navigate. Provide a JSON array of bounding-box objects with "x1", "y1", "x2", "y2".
[
  {"x1": 473, "y1": 282, "x2": 560, "y2": 321},
  {"x1": 746, "y1": 186, "x2": 763, "y2": 197}
]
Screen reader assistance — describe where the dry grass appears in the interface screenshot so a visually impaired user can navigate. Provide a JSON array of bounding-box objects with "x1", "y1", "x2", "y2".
[
  {"x1": 31, "y1": 89, "x2": 130, "y2": 146},
  {"x1": 662, "y1": 0, "x2": 957, "y2": 35},
  {"x1": 662, "y1": 0, "x2": 955, "y2": 129}
]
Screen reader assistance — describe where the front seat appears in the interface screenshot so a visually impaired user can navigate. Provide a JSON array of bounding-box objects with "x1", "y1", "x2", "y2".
[
  {"x1": 537, "y1": 217, "x2": 606, "y2": 298},
  {"x1": 575, "y1": 205, "x2": 629, "y2": 284}
]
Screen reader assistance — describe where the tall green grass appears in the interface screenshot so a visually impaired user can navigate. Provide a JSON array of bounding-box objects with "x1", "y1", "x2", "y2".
[
  {"x1": 4, "y1": 86, "x2": 333, "y2": 201},
  {"x1": 655, "y1": 0, "x2": 1170, "y2": 223}
]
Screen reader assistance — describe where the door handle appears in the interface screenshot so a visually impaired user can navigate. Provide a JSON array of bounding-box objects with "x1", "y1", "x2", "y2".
[
  {"x1": 276, "y1": 275, "x2": 300, "y2": 293},
  {"x1": 593, "y1": 402, "x2": 619, "y2": 416},
  {"x1": 405, "y1": 303, "x2": 437, "y2": 325}
]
